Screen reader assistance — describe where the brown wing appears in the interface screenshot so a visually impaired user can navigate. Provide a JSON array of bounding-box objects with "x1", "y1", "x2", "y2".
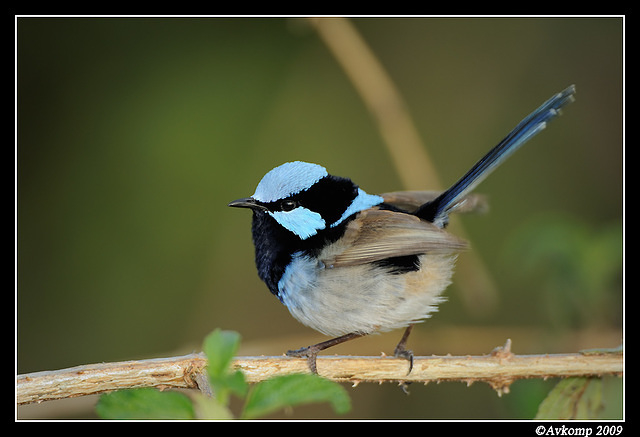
[
  {"x1": 321, "y1": 208, "x2": 468, "y2": 268},
  {"x1": 381, "y1": 190, "x2": 488, "y2": 215}
]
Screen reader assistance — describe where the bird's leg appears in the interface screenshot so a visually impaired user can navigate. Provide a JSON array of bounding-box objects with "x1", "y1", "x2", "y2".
[
  {"x1": 393, "y1": 324, "x2": 415, "y2": 374},
  {"x1": 286, "y1": 332, "x2": 366, "y2": 374}
]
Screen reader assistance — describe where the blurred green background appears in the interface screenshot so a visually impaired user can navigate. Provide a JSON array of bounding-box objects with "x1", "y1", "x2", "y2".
[{"x1": 17, "y1": 17, "x2": 623, "y2": 419}]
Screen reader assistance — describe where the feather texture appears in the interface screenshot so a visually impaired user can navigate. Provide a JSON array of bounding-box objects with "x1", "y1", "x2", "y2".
[
  {"x1": 381, "y1": 191, "x2": 488, "y2": 215},
  {"x1": 321, "y1": 208, "x2": 467, "y2": 268}
]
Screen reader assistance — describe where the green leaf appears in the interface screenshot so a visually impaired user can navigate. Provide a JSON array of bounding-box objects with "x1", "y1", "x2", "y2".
[
  {"x1": 535, "y1": 377, "x2": 604, "y2": 419},
  {"x1": 241, "y1": 373, "x2": 351, "y2": 419},
  {"x1": 95, "y1": 387, "x2": 195, "y2": 420},
  {"x1": 225, "y1": 369, "x2": 249, "y2": 397},
  {"x1": 191, "y1": 393, "x2": 235, "y2": 420},
  {"x1": 202, "y1": 329, "x2": 247, "y2": 405},
  {"x1": 203, "y1": 329, "x2": 241, "y2": 379}
]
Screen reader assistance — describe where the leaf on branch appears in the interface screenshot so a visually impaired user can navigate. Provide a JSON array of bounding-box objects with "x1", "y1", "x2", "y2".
[
  {"x1": 203, "y1": 329, "x2": 248, "y2": 403},
  {"x1": 535, "y1": 377, "x2": 604, "y2": 420},
  {"x1": 204, "y1": 329, "x2": 241, "y2": 379},
  {"x1": 95, "y1": 387, "x2": 195, "y2": 420},
  {"x1": 241, "y1": 373, "x2": 351, "y2": 419}
]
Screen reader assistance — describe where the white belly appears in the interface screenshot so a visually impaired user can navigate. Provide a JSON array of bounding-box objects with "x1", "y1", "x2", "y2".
[{"x1": 278, "y1": 251, "x2": 456, "y2": 337}]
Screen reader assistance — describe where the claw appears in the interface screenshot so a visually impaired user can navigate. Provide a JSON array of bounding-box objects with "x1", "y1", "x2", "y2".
[
  {"x1": 286, "y1": 346, "x2": 319, "y2": 374},
  {"x1": 286, "y1": 332, "x2": 366, "y2": 374},
  {"x1": 394, "y1": 325, "x2": 415, "y2": 375},
  {"x1": 394, "y1": 344, "x2": 414, "y2": 375}
]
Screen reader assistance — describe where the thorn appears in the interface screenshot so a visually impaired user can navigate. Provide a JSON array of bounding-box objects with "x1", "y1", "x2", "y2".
[
  {"x1": 491, "y1": 338, "x2": 514, "y2": 362},
  {"x1": 489, "y1": 379, "x2": 514, "y2": 397},
  {"x1": 493, "y1": 383, "x2": 511, "y2": 397}
]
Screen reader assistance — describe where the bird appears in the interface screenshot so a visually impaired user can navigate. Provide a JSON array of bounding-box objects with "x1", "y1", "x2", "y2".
[{"x1": 229, "y1": 85, "x2": 576, "y2": 374}]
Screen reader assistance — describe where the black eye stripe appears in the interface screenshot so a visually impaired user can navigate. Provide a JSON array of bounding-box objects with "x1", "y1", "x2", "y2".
[
  {"x1": 280, "y1": 200, "x2": 298, "y2": 211},
  {"x1": 261, "y1": 175, "x2": 359, "y2": 220},
  {"x1": 298, "y1": 176, "x2": 358, "y2": 223},
  {"x1": 260, "y1": 198, "x2": 298, "y2": 212}
]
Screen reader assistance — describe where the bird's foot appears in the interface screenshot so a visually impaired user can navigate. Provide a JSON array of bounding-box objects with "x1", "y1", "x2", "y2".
[{"x1": 286, "y1": 345, "x2": 319, "y2": 374}]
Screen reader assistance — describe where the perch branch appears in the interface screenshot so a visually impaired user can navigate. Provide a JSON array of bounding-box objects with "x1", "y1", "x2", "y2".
[{"x1": 17, "y1": 341, "x2": 623, "y2": 405}]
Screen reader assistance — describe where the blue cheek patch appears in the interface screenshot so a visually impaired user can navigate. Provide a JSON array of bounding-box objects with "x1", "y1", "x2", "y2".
[
  {"x1": 269, "y1": 207, "x2": 326, "y2": 240},
  {"x1": 330, "y1": 189, "x2": 384, "y2": 228}
]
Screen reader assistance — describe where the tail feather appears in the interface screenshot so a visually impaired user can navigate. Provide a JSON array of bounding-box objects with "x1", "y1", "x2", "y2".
[{"x1": 416, "y1": 85, "x2": 576, "y2": 227}]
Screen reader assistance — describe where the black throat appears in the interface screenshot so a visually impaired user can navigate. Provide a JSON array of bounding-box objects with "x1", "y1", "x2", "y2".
[{"x1": 250, "y1": 210, "x2": 352, "y2": 298}]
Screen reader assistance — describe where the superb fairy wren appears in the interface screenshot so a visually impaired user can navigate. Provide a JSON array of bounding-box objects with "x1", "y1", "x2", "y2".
[{"x1": 229, "y1": 85, "x2": 576, "y2": 373}]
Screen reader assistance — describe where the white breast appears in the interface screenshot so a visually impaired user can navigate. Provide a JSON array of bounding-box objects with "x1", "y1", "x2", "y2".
[{"x1": 278, "y1": 249, "x2": 457, "y2": 337}]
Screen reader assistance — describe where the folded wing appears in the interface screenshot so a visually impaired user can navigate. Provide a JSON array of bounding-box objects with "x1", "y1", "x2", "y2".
[
  {"x1": 381, "y1": 191, "x2": 488, "y2": 215},
  {"x1": 321, "y1": 208, "x2": 468, "y2": 268}
]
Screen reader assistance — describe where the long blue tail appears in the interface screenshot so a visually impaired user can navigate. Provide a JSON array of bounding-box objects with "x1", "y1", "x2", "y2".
[{"x1": 416, "y1": 85, "x2": 576, "y2": 227}]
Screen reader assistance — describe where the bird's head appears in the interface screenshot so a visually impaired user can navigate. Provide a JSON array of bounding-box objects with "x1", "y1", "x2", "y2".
[{"x1": 229, "y1": 161, "x2": 383, "y2": 240}]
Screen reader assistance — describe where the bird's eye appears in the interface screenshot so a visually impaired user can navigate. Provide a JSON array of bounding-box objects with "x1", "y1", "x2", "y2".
[{"x1": 280, "y1": 200, "x2": 298, "y2": 211}]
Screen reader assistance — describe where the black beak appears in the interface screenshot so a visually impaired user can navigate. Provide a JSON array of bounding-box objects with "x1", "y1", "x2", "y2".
[{"x1": 228, "y1": 197, "x2": 268, "y2": 212}]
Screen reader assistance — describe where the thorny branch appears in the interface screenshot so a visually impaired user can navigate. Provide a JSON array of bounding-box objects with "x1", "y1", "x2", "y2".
[{"x1": 17, "y1": 340, "x2": 622, "y2": 405}]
